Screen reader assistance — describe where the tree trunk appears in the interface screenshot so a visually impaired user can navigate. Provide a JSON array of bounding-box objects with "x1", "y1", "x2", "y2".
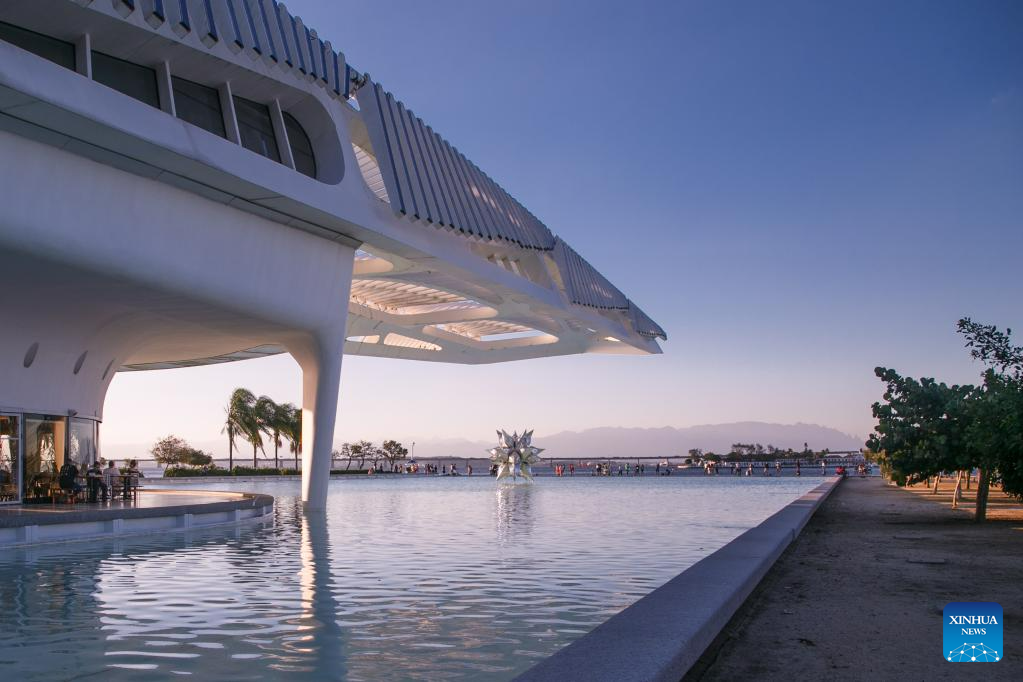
[
  {"x1": 932, "y1": 473, "x2": 941, "y2": 494},
  {"x1": 294, "y1": 449, "x2": 298, "y2": 471},
  {"x1": 228, "y1": 434, "x2": 233, "y2": 472},
  {"x1": 952, "y1": 470, "x2": 963, "y2": 509},
  {"x1": 345, "y1": 457, "x2": 352, "y2": 470},
  {"x1": 965, "y1": 470, "x2": 971, "y2": 491},
  {"x1": 274, "y1": 435, "x2": 279, "y2": 470},
  {"x1": 974, "y1": 468, "x2": 991, "y2": 523},
  {"x1": 253, "y1": 444, "x2": 257, "y2": 468}
]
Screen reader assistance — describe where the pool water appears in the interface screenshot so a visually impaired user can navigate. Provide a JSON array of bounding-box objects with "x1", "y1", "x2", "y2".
[{"x1": 0, "y1": 475, "x2": 821, "y2": 681}]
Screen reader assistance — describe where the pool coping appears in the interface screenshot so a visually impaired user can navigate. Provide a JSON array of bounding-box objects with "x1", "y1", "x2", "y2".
[
  {"x1": 0, "y1": 491, "x2": 275, "y2": 547},
  {"x1": 515, "y1": 476, "x2": 842, "y2": 682}
]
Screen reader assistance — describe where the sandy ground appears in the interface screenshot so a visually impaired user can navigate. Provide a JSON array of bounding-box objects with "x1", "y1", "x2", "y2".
[{"x1": 685, "y1": 476, "x2": 1022, "y2": 681}]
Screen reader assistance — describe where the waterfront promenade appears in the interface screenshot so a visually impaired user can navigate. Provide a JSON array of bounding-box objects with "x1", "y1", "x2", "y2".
[{"x1": 687, "y1": 477, "x2": 1023, "y2": 680}]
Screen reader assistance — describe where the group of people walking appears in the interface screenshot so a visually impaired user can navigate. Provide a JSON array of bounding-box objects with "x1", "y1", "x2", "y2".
[{"x1": 590, "y1": 462, "x2": 647, "y2": 476}]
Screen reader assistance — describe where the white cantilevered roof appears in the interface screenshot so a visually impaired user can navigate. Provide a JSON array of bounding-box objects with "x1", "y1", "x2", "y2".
[{"x1": 0, "y1": 0, "x2": 666, "y2": 369}]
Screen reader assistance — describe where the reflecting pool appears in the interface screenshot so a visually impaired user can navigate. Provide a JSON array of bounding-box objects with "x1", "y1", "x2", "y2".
[{"x1": 0, "y1": 475, "x2": 821, "y2": 681}]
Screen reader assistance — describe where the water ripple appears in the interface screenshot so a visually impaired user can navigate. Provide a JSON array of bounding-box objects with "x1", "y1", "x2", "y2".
[{"x1": 0, "y1": 475, "x2": 819, "y2": 681}]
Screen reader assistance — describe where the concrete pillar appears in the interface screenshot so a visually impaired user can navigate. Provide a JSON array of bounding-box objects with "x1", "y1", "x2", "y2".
[{"x1": 287, "y1": 323, "x2": 349, "y2": 511}]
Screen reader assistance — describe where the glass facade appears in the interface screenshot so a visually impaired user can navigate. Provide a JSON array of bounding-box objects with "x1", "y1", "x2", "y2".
[
  {"x1": 234, "y1": 95, "x2": 280, "y2": 162},
  {"x1": 172, "y1": 76, "x2": 226, "y2": 138},
  {"x1": 0, "y1": 415, "x2": 19, "y2": 503},
  {"x1": 2, "y1": 21, "x2": 324, "y2": 180},
  {"x1": 0, "y1": 414, "x2": 100, "y2": 503},
  {"x1": 0, "y1": 21, "x2": 75, "y2": 71},
  {"x1": 92, "y1": 51, "x2": 161, "y2": 109},
  {"x1": 23, "y1": 415, "x2": 64, "y2": 502},
  {"x1": 68, "y1": 418, "x2": 98, "y2": 470},
  {"x1": 283, "y1": 112, "x2": 316, "y2": 179}
]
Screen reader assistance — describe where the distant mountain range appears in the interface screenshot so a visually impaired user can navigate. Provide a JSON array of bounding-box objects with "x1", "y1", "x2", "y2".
[
  {"x1": 406, "y1": 422, "x2": 864, "y2": 459},
  {"x1": 108, "y1": 421, "x2": 864, "y2": 462}
]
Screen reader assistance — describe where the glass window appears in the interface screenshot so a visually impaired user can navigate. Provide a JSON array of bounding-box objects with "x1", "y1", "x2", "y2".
[
  {"x1": 283, "y1": 112, "x2": 317, "y2": 179},
  {"x1": 22, "y1": 415, "x2": 65, "y2": 503},
  {"x1": 68, "y1": 418, "x2": 98, "y2": 470},
  {"x1": 0, "y1": 415, "x2": 19, "y2": 503},
  {"x1": 91, "y1": 51, "x2": 160, "y2": 108},
  {"x1": 0, "y1": 21, "x2": 75, "y2": 71},
  {"x1": 172, "y1": 76, "x2": 226, "y2": 137},
  {"x1": 233, "y1": 95, "x2": 280, "y2": 162}
]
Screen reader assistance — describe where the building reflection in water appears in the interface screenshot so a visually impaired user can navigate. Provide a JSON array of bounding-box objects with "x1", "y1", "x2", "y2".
[{"x1": 293, "y1": 510, "x2": 347, "y2": 680}]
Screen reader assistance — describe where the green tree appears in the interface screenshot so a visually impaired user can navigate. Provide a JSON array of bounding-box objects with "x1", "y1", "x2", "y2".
[
  {"x1": 151, "y1": 435, "x2": 213, "y2": 469},
  {"x1": 380, "y1": 440, "x2": 409, "y2": 468},
  {"x1": 254, "y1": 396, "x2": 293, "y2": 470},
  {"x1": 869, "y1": 319, "x2": 1023, "y2": 521},
  {"x1": 867, "y1": 368, "x2": 974, "y2": 488},
  {"x1": 249, "y1": 396, "x2": 277, "y2": 468},
  {"x1": 223, "y1": 388, "x2": 257, "y2": 471},
  {"x1": 956, "y1": 318, "x2": 1023, "y2": 520},
  {"x1": 350, "y1": 440, "x2": 373, "y2": 470},
  {"x1": 336, "y1": 442, "x2": 356, "y2": 470},
  {"x1": 278, "y1": 403, "x2": 301, "y2": 470}
]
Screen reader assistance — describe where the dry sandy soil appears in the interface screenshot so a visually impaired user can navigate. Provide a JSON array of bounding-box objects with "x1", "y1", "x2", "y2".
[{"x1": 685, "y1": 476, "x2": 1022, "y2": 681}]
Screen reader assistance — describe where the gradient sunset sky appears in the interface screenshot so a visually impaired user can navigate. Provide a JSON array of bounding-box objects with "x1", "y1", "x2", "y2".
[{"x1": 103, "y1": 0, "x2": 1022, "y2": 452}]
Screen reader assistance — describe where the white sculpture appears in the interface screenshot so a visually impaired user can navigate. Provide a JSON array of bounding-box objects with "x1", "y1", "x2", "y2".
[{"x1": 488, "y1": 430, "x2": 544, "y2": 482}]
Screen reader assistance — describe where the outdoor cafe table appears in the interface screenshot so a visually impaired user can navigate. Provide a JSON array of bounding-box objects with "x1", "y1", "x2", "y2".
[{"x1": 81, "y1": 472, "x2": 139, "y2": 502}]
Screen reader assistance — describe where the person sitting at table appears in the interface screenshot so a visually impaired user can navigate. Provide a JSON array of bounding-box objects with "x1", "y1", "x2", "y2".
[
  {"x1": 58, "y1": 459, "x2": 83, "y2": 500},
  {"x1": 125, "y1": 460, "x2": 144, "y2": 499},
  {"x1": 86, "y1": 460, "x2": 103, "y2": 503},
  {"x1": 102, "y1": 460, "x2": 119, "y2": 501}
]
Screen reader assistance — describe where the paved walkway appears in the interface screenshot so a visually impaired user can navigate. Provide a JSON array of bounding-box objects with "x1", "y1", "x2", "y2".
[{"x1": 686, "y1": 477, "x2": 1022, "y2": 680}]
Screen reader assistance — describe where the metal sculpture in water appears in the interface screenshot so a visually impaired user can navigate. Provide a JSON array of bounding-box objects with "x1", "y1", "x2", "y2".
[{"x1": 488, "y1": 430, "x2": 544, "y2": 482}]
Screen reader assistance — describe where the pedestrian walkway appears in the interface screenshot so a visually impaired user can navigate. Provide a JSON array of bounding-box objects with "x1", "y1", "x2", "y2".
[{"x1": 686, "y1": 477, "x2": 1022, "y2": 681}]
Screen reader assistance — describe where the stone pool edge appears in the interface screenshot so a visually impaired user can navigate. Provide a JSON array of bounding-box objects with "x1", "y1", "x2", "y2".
[
  {"x1": 515, "y1": 476, "x2": 842, "y2": 682},
  {"x1": 0, "y1": 492, "x2": 275, "y2": 548}
]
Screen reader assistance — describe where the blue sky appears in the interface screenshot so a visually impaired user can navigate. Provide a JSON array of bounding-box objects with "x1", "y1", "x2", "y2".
[{"x1": 104, "y1": 0, "x2": 1023, "y2": 450}]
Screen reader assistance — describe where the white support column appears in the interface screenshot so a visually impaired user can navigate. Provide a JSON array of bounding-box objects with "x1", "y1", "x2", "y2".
[{"x1": 288, "y1": 328, "x2": 347, "y2": 511}]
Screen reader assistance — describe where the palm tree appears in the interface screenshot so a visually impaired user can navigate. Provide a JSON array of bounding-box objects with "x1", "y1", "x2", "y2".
[
  {"x1": 264, "y1": 399, "x2": 293, "y2": 470},
  {"x1": 250, "y1": 396, "x2": 276, "y2": 468},
  {"x1": 223, "y1": 388, "x2": 256, "y2": 472},
  {"x1": 278, "y1": 403, "x2": 301, "y2": 470}
]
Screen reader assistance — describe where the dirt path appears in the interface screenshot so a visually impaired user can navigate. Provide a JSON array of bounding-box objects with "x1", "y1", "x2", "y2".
[{"x1": 685, "y1": 477, "x2": 1022, "y2": 680}]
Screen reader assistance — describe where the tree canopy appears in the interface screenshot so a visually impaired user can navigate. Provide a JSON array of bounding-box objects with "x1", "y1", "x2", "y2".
[
  {"x1": 868, "y1": 318, "x2": 1023, "y2": 521},
  {"x1": 151, "y1": 435, "x2": 213, "y2": 469}
]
